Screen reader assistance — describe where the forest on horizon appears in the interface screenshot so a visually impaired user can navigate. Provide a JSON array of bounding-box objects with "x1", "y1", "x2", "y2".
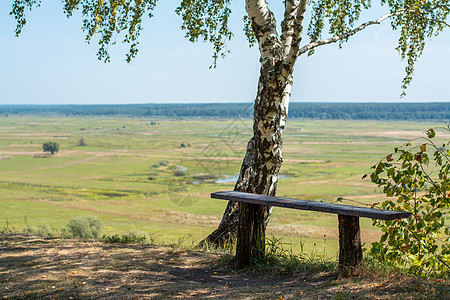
[{"x1": 1, "y1": 102, "x2": 449, "y2": 121}]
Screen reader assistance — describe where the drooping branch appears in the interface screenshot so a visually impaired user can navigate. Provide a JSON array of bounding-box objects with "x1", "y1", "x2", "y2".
[
  {"x1": 176, "y1": 0, "x2": 233, "y2": 68},
  {"x1": 426, "y1": 18, "x2": 450, "y2": 28},
  {"x1": 11, "y1": 0, "x2": 159, "y2": 63},
  {"x1": 298, "y1": 11, "x2": 401, "y2": 57}
]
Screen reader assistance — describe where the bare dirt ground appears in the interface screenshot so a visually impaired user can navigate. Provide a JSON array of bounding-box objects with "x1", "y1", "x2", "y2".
[{"x1": 1, "y1": 234, "x2": 448, "y2": 299}]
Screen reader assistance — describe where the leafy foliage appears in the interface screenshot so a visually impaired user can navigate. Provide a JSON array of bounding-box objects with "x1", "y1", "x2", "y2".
[
  {"x1": 242, "y1": 14, "x2": 257, "y2": 48},
  {"x1": 308, "y1": 0, "x2": 372, "y2": 50},
  {"x1": 175, "y1": 0, "x2": 233, "y2": 67},
  {"x1": 366, "y1": 125, "x2": 450, "y2": 276},
  {"x1": 11, "y1": 0, "x2": 158, "y2": 63},
  {"x1": 307, "y1": 0, "x2": 449, "y2": 95},
  {"x1": 42, "y1": 141, "x2": 59, "y2": 154},
  {"x1": 64, "y1": 216, "x2": 103, "y2": 239}
]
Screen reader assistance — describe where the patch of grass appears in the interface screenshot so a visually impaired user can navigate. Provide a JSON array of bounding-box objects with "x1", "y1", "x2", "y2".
[
  {"x1": 252, "y1": 235, "x2": 337, "y2": 274},
  {"x1": 102, "y1": 231, "x2": 150, "y2": 244}
]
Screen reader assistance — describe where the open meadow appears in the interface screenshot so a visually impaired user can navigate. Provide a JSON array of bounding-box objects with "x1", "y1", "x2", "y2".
[{"x1": 0, "y1": 116, "x2": 447, "y2": 257}]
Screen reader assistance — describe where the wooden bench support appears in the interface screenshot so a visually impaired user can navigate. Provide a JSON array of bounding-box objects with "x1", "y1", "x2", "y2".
[
  {"x1": 338, "y1": 215, "x2": 363, "y2": 277},
  {"x1": 211, "y1": 191, "x2": 411, "y2": 277}
]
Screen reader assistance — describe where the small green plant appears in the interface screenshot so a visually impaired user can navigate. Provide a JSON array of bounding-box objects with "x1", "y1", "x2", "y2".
[
  {"x1": 42, "y1": 141, "x2": 59, "y2": 154},
  {"x1": 78, "y1": 137, "x2": 87, "y2": 146},
  {"x1": 64, "y1": 216, "x2": 103, "y2": 239},
  {"x1": 366, "y1": 126, "x2": 450, "y2": 276},
  {"x1": 23, "y1": 224, "x2": 55, "y2": 237},
  {"x1": 34, "y1": 224, "x2": 54, "y2": 237},
  {"x1": 103, "y1": 231, "x2": 150, "y2": 244},
  {"x1": 0, "y1": 218, "x2": 15, "y2": 234}
]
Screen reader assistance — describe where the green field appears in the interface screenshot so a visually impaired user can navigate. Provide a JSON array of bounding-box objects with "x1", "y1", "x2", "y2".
[{"x1": 0, "y1": 116, "x2": 446, "y2": 257}]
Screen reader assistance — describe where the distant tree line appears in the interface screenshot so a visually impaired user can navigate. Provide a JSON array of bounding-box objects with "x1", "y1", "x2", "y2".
[{"x1": 1, "y1": 103, "x2": 448, "y2": 121}]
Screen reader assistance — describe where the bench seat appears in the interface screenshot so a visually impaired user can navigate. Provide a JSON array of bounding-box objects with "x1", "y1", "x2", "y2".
[{"x1": 211, "y1": 191, "x2": 410, "y2": 220}]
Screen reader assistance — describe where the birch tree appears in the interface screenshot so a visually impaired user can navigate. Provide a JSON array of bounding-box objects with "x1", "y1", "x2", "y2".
[{"x1": 11, "y1": 0, "x2": 449, "y2": 265}]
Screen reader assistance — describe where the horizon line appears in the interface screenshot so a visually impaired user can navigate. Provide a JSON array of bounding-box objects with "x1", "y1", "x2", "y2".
[{"x1": 1, "y1": 101, "x2": 449, "y2": 106}]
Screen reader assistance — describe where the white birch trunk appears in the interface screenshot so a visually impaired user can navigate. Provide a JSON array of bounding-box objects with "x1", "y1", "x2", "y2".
[{"x1": 201, "y1": 1, "x2": 307, "y2": 260}]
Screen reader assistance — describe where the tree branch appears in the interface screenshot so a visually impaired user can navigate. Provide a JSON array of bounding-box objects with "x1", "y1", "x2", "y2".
[
  {"x1": 281, "y1": 0, "x2": 300, "y2": 58},
  {"x1": 246, "y1": 0, "x2": 283, "y2": 61},
  {"x1": 285, "y1": 0, "x2": 308, "y2": 66},
  {"x1": 427, "y1": 18, "x2": 450, "y2": 28},
  {"x1": 298, "y1": 11, "x2": 401, "y2": 57}
]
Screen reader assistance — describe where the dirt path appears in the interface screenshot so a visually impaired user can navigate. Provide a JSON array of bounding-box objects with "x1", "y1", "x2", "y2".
[{"x1": 0, "y1": 234, "x2": 448, "y2": 299}]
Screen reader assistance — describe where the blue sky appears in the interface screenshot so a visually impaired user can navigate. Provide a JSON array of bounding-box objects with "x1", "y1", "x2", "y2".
[{"x1": 0, "y1": 1, "x2": 449, "y2": 105}]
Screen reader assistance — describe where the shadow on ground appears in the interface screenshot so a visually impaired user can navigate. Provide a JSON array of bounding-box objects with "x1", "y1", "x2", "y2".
[{"x1": 0, "y1": 234, "x2": 448, "y2": 299}]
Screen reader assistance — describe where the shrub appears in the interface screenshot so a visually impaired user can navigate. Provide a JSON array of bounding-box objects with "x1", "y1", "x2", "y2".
[
  {"x1": 366, "y1": 126, "x2": 450, "y2": 276},
  {"x1": 42, "y1": 141, "x2": 59, "y2": 154},
  {"x1": 64, "y1": 216, "x2": 103, "y2": 239},
  {"x1": 78, "y1": 137, "x2": 87, "y2": 146}
]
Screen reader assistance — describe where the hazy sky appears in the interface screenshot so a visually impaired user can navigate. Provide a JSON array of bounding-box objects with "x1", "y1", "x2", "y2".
[{"x1": 0, "y1": 1, "x2": 449, "y2": 105}]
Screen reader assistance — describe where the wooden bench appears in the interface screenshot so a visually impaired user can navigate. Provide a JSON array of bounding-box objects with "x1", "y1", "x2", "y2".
[{"x1": 211, "y1": 191, "x2": 411, "y2": 276}]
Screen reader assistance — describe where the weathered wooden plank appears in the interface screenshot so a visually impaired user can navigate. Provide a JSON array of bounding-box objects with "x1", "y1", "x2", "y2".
[{"x1": 211, "y1": 191, "x2": 410, "y2": 220}]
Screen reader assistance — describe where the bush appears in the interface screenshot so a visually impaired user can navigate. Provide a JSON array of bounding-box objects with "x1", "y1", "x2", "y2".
[
  {"x1": 174, "y1": 170, "x2": 185, "y2": 176},
  {"x1": 64, "y1": 216, "x2": 103, "y2": 239},
  {"x1": 78, "y1": 137, "x2": 87, "y2": 146},
  {"x1": 366, "y1": 126, "x2": 450, "y2": 276},
  {"x1": 42, "y1": 141, "x2": 59, "y2": 154}
]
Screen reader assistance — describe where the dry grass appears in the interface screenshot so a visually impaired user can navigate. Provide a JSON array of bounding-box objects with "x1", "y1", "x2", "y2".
[{"x1": 1, "y1": 234, "x2": 448, "y2": 299}]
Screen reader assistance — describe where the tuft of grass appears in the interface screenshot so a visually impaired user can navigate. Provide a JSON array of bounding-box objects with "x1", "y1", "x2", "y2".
[
  {"x1": 255, "y1": 235, "x2": 337, "y2": 274},
  {"x1": 0, "y1": 218, "x2": 15, "y2": 234},
  {"x1": 102, "y1": 231, "x2": 150, "y2": 244},
  {"x1": 216, "y1": 235, "x2": 337, "y2": 275}
]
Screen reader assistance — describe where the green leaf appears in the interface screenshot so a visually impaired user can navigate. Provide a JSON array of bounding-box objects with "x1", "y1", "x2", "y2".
[{"x1": 426, "y1": 128, "x2": 436, "y2": 138}]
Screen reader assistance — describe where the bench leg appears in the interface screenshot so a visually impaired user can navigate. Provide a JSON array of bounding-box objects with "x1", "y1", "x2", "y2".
[{"x1": 338, "y1": 215, "x2": 363, "y2": 277}]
